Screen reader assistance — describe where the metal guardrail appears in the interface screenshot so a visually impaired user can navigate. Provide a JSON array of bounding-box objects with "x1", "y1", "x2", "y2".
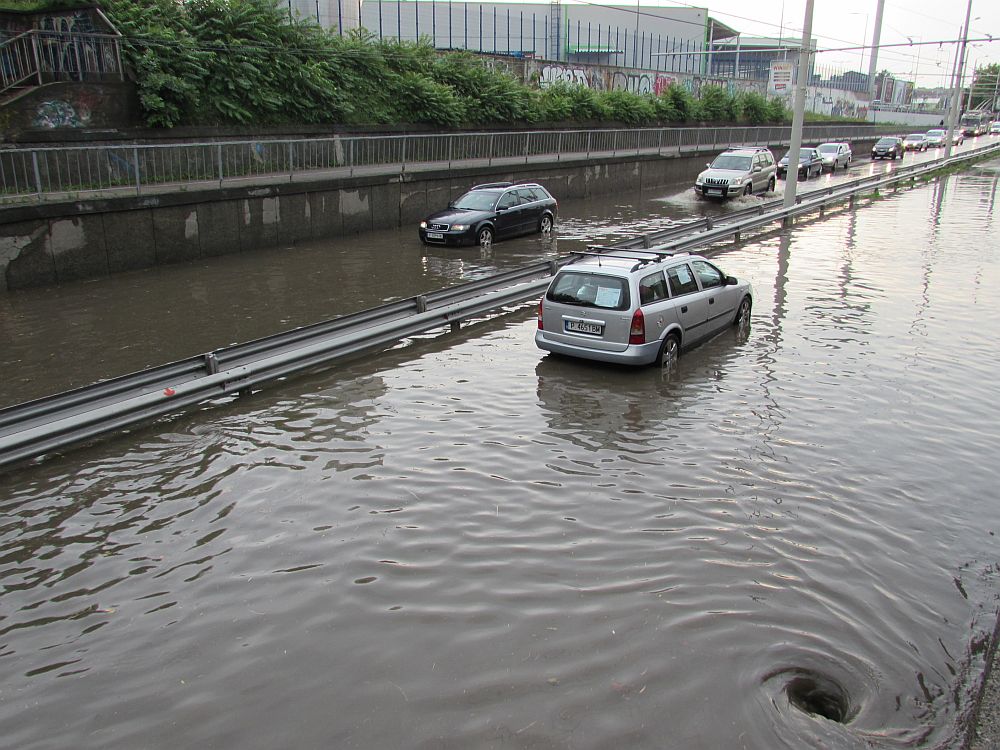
[
  {"x1": 0, "y1": 29, "x2": 124, "y2": 99},
  {"x1": 2, "y1": 142, "x2": 996, "y2": 470},
  {"x1": 0, "y1": 124, "x2": 902, "y2": 204}
]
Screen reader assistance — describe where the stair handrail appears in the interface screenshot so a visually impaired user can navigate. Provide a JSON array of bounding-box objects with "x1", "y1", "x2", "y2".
[{"x1": 0, "y1": 30, "x2": 43, "y2": 98}]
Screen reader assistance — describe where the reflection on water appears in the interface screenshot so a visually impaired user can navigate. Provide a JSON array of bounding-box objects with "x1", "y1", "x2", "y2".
[{"x1": 1, "y1": 162, "x2": 1000, "y2": 749}]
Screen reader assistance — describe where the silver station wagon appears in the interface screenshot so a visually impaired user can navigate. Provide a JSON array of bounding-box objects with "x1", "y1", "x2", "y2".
[{"x1": 535, "y1": 250, "x2": 753, "y2": 366}]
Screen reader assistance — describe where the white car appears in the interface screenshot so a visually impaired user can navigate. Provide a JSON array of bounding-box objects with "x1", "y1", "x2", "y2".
[
  {"x1": 536, "y1": 250, "x2": 753, "y2": 366},
  {"x1": 816, "y1": 142, "x2": 852, "y2": 171},
  {"x1": 990, "y1": 122, "x2": 1000, "y2": 135},
  {"x1": 902, "y1": 134, "x2": 929, "y2": 151}
]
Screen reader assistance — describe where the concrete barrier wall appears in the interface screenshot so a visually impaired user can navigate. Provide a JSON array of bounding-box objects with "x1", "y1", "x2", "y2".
[{"x1": 0, "y1": 139, "x2": 881, "y2": 292}]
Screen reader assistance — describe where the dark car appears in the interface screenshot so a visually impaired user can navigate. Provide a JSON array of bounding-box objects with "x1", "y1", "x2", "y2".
[
  {"x1": 419, "y1": 182, "x2": 557, "y2": 248},
  {"x1": 777, "y1": 147, "x2": 824, "y2": 179},
  {"x1": 872, "y1": 137, "x2": 904, "y2": 160}
]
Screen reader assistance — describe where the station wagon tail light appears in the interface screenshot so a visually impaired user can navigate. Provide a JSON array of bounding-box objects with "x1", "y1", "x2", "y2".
[
  {"x1": 537, "y1": 299, "x2": 544, "y2": 330},
  {"x1": 629, "y1": 308, "x2": 645, "y2": 344}
]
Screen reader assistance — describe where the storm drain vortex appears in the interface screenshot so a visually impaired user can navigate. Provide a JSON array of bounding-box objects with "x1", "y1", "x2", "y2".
[{"x1": 785, "y1": 671, "x2": 853, "y2": 724}]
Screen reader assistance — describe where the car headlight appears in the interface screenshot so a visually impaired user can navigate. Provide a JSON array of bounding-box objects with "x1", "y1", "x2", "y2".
[
  {"x1": 451, "y1": 224, "x2": 467, "y2": 231},
  {"x1": 419, "y1": 221, "x2": 427, "y2": 229}
]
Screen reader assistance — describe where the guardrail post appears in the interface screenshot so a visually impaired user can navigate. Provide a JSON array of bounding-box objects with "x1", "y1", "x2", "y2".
[
  {"x1": 349, "y1": 139, "x2": 355, "y2": 177},
  {"x1": 415, "y1": 295, "x2": 427, "y2": 313},
  {"x1": 734, "y1": 230, "x2": 741, "y2": 243},
  {"x1": 448, "y1": 136, "x2": 453, "y2": 169},
  {"x1": 204, "y1": 353, "x2": 219, "y2": 375},
  {"x1": 288, "y1": 142, "x2": 294, "y2": 180},
  {"x1": 613, "y1": 131, "x2": 618, "y2": 156},
  {"x1": 489, "y1": 133, "x2": 495, "y2": 166},
  {"x1": 657, "y1": 128, "x2": 663, "y2": 156},
  {"x1": 450, "y1": 320, "x2": 461, "y2": 333},
  {"x1": 524, "y1": 132, "x2": 530, "y2": 164},
  {"x1": 132, "y1": 147, "x2": 141, "y2": 195},
  {"x1": 557, "y1": 132, "x2": 562, "y2": 163},
  {"x1": 217, "y1": 144, "x2": 224, "y2": 185},
  {"x1": 548, "y1": 260, "x2": 559, "y2": 276},
  {"x1": 401, "y1": 137, "x2": 407, "y2": 173}
]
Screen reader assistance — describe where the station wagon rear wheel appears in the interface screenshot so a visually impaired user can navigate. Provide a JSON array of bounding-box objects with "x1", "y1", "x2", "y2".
[
  {"x1": 540, "y1": 215, "x2": 553, "y2": 234},
  {"x1": 477, "y1": 226, "x2": 494, "y2": 248},
  {"x1": 656, "y1": 333, "x2": 680, "y2": 367}
]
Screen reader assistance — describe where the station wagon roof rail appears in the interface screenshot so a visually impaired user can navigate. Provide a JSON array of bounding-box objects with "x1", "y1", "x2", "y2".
[{"x1": 575, "y1": 246, "x2": 690, "y2": 271}]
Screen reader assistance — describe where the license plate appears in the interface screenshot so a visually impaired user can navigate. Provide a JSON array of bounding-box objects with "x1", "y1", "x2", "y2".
[
  {"x1": 565, "y1": 320, "x2": 603, "y2": 335},
  {"x1": 706, "y1": 188, "x2": 721, "y2": 196},
  {"x1": 426, "y1": 232, "x2": 444, "y2": 239}
]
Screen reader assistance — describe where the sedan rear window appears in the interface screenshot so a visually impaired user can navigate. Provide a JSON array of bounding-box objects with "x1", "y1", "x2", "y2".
[{"x1": 547, "y1": 272, "x2": 630, "y2": 310}]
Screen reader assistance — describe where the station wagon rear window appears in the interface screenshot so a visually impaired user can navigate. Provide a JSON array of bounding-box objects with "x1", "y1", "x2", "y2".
[{"x1": 547, "y1": 272, "x2": 630, "y2": 310}]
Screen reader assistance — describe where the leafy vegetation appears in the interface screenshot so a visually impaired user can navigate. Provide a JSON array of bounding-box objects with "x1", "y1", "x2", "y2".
[
  {"x1": 99, "y1": 0, "x2": 790, "y2": 129},
  {"x1": 0, "y1": 0, "x2": 94, "y2": 11}
]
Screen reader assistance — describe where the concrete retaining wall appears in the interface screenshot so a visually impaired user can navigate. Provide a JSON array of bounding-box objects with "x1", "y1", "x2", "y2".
[{"x1": 0, "y1": 139, "x2": 881, "y2": 292}]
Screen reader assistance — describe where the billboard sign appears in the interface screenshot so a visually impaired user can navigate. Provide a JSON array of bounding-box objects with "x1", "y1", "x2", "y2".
[{"x1": 769, "y1": 61, "x2": 794, "y2": 95}]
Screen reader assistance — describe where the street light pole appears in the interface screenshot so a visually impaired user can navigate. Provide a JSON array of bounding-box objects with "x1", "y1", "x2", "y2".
[
  {"x1": 783, "y1": 0, "x2": 814, "y2": 210},
  {"x1": 944, "y1": 0, "x2": 973, "y2": 159}
]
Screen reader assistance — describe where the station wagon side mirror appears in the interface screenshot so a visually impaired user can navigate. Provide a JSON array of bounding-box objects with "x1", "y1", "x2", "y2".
[{"x1": 725, "y1": 276, "x2": 738, "y2": 285}]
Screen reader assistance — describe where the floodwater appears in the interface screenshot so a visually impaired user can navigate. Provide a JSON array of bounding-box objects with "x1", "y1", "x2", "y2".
[{"x1": 1, "y1": 153, "x2": 1000, "y2": 749}]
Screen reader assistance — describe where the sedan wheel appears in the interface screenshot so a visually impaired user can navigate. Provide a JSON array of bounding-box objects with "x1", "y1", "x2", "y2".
[
  {"x1": 539, "y1": 215, "x2": 553, "y2": 234},
  {"x1": 477, "y1": 226, "x2": 494, "y2": 248}
]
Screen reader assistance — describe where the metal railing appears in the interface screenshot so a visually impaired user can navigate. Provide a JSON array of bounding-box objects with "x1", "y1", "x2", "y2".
[
  {"x1": 0, "y1": 124, "x2": 901, "y2": 204},
  {"x1": 0, "y1": 29, "x2": 124, "y2": 99},
  {"x1": 1, "y1": 140, "x2": 996, "y2": 470}
]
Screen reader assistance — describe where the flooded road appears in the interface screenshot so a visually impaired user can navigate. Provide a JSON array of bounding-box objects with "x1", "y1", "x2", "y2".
[
  {"x1": 0, "y1": 139, "x2": 976, "y2": 407},
  {"x1": 1, "y1": 147, "x2": 1000, "y2": 749}
]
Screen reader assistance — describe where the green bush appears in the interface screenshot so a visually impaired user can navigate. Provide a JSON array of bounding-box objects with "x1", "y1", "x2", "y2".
[
  {"x1": 697, "y1": 85, "x2": 730, "y2": 121},
  {"x1": 599, "y1": 90, "x2": 655, "y2": 125},
  {"x1": 103, "y1": 0, "x2": 788, "y2": 129}
]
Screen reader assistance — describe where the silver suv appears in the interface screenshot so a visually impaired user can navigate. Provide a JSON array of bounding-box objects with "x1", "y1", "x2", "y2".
[
  {"x1": 535, "y1": 249, "x2": 753, "y2": 366},
  {"x1": 694, "y1": 146, "x2": 776, "y2": 199}
]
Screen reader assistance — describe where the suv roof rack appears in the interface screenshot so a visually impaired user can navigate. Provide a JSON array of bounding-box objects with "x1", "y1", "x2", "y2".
[
  {"x1": 470, "y1": 181, "x2": 513, "y2": 190},
  {"x1": 724, "y1": 145, "x2": 769, "y2": 153}
]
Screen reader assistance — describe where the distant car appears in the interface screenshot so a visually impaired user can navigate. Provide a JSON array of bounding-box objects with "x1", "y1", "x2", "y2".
[
  {"x1": 990, "y1": 121, "x2": 1000, "y2": 135},
  {"x1": 816, "y1": 142, "x2": 852, "y2": 172},
  {"x1": 777, "y1": 147, "x2": 824, "y2": 179},
  {"x1": 693, "y1": 146, "x2": 776, "y2": 199},
  {"x1": 924, "y1": 129, "x2": 947, "y2": 147},
  {"x1": 951, "y1": 130, "x2": 965, "y2": 146},
  {"x1": 535, "y1": 250, "x2": 753, "y2": 366},
  {"x1": 419, "y1": 182, "x2": 557, "y2": 248},
  {"x1": 902, "y1": 133, "x2": 929, "y2": 151},
  {"x1": 871, "y1": 137, "x2": 904, "y2": 160}
]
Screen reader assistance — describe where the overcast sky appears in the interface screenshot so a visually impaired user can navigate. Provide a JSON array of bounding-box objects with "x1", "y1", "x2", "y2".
[{"x1": 693, "y1": 0, "x2": 998, "y2": 87}]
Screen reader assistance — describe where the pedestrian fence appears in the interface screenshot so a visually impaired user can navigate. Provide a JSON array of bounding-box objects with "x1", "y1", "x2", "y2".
[{"x1": 0, "y1": 124, "x2": 901, "y2": 204}]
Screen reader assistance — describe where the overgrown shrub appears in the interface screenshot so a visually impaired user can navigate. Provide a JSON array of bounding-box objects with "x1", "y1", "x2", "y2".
[{"x1": 103, "y1": 0, "x2": 792, "y2": 128}]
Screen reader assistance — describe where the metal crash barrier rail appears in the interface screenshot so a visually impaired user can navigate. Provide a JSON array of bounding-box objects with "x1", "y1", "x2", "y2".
[{"x1": 1, "y1": 142, "x2": 997, "y2": 469}]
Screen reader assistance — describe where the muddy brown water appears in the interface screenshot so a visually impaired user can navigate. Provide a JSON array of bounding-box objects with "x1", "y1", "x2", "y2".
[{"x1": 1, "y1": 153, "x2": 999, "y2": 749}]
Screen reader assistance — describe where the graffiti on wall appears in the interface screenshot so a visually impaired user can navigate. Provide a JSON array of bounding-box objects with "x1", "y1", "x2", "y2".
[
  {"x1": 805, "y1": 86, "x2": 869, "y2": 120},
  {"x1": 539, "y1": 64, "x2": 592, "y2": 89},
  {"x1": 33, "y1": 99, "x2": 92, "y2": 128}
]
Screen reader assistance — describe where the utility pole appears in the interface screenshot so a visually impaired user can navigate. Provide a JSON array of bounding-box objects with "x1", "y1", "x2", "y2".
[
  {"x1": 783, "y1": 0, "x2": 814, "y2": 211},
  {"x1": 945, "y1": 0, "x2": 973, "y2": 158},
  {"x1": 866, "y1": 0, "x2": 885, "y2": 100}
]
